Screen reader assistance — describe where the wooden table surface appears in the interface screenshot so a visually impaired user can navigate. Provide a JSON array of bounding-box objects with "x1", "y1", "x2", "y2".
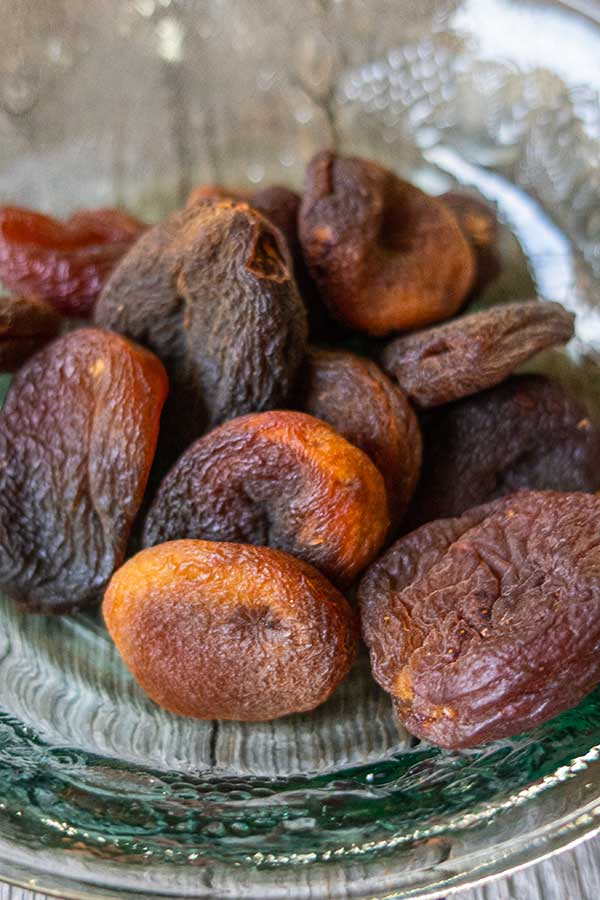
[{"x1": 1, "y1": 835, "x2": 599, "y2": 900}]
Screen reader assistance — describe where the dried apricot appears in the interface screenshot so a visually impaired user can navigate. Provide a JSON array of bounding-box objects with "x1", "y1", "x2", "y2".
[
  {"x1": 298, "y1": 151, "x2": 475, "y2": 335},
  {"x1": 0, "y1": 206, "x2": 146, "y2": 317},
  {"x1": 408, "y1": 374, "x2": 600, "y2": 527},
  {"x1": 186, "y1": 184, "x2": 298, "y2": 251},
  {"x1": 359, "y1": 491, "x2": 600, "y2": 748},
  {"x1": 381, "y1": 300, "x2": 574, "y2": 408},
  {"x1": 185, "y1": 184, "x2": 298, "y2": 271},
  {"x1": 252, "y1": 185, "x2": 326, "y2": 329},
  {"x1": 187, "y1": 183, "x2": 327, "y2": 337},
  {"x1": 143, "y1": 410, "x2": 389, "y2": 587},
  {"x1": 94, "y1": 201, "x2": 307, "y2": 456},
  {"x1": 440, "y1": 191, "x2": 502, "y2": 298},
  {"x1": 0, "y1": 294, "x2": 62, "y2": 371},
  {"x1": 104, "y1": 540, "x2": 358, "y2": 720},
  {"x1": 299, "y1": 349, "x2": 422, "y2": 524},
  {"x1": 0, "y1": 328, "x2": 168, "y2": 613}
]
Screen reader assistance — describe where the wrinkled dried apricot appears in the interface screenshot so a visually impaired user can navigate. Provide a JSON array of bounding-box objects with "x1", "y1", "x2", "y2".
[
  {"x1": 0, "y1": 328, "x2": 168, "y2": 613},
  {"x1": 186, "y1": 184, "x2": 299, "y2": 250},
  {"x1": 143, "y1": 410, "x2": 389, "y2": 587},
  {"x1": 407, "y1": 374, "x2": 600, "y2": 528},
  {"x1": 381, "y1": 300, "x2": 574, "y2": 408},
  {"x1": 104, "y1": 540, "x2": 358, "y2": 720},
  {"x1": 299, "y1": 349, "x2": 422, "y2": 524},
  {"x1": 187, "y1": 183, "x2": 327, "y2": 336},
  {"x1": 359, "y1": 491, "x2": 600, "y2": 748},
  {"x1": 0, "y1": 294, "x2": 62, "y2": 371},
  {"x1": 185, "y1": 184, "x2": 299, "y2": 273},
  {"x1": 94, "y1": 201, "x2": 307, "y2": 456},
  {"x1": 252, "y1": 185, "x2": 326, "y2": 329},
  {"x1": 298, "y1": 151, "x2": 475, "y2": 335},
  {"x1": 0, "y1": 206, "x2": 146, "y2": 317},
  {"x1": 440, "y1": 191, "x2": 502, "y2": 298}
]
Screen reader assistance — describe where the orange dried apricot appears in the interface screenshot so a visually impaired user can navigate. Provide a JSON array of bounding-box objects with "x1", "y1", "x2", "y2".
[
  {"x1": 103, "y1": 540, "x2": 358, "y2": 720},
  {"x1": 143, "y1": 410, "x2": 389, "y2": 587}
]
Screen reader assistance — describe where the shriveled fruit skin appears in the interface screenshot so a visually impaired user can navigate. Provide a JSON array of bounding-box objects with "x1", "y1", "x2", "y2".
[
  {"x1": 143, "y1": 410, "x2": 389, "y2": 587},
  {"x1": 95, "y1": 201, "x2": 308, "y2": 454},
  {"x1": 104, "y1": 540, "x2": 358, "y2": 720},
  {"x1": 0, "y1": 294, "x2": 62, "y2": 371},
  {"x1": 185, "y1": 185, "x2": 299, "y2": 259},
  {"x1": 0, "y1": 206, "x2": 146, "y2": 317},
  {"x1": 186, "y1": 185, "x2": 301, "y2": 254},
  {"x1": 440, "y1": 191, "x2": 502, "y2": 299},
  {"x1": 299, "y1": 349, "x2": 422, "y2": 525},
  {"x1": 359, "y1": 491, "x2": 600, "y2": 748},
  {"x1": 298, "y1": 151, "x2": 475, "y2": 336},
  {"x1": 381, "y1": 300, "x2": 574, "y2": 408},
  {"x1": 251, "y1": 185, "x2": 328, "y2": 334},
  {"x1": 187, "y1": 183, "x2": 328, "y2": 338},
  {"x1": 0, "y1": 328, "x2": 168, "y2": 613},
  {"x1": 408, "y1": 374, "x2": 600, "y2": 527}
]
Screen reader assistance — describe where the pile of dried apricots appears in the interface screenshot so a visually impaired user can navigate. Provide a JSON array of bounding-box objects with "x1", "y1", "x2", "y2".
[{"x1": 1, "y1": 151, "x2": 599, "y2": 750}]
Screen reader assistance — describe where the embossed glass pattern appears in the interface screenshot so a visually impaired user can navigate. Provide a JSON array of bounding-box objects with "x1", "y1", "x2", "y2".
[{"x1": 1, "y1": 1, "x2": 600, "y2": 897}]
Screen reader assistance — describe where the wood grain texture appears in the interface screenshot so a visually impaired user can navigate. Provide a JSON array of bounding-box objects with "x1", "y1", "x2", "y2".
[{"x1": 1, "y1": 836, "x2": 599, "y2": 899}]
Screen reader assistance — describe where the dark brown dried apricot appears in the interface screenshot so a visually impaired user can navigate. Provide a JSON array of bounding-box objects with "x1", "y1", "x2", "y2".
[
  {"x1": 298, "y1": 151, "x2": 475, "y2": 336},
  {"x1": 0, "y1": 328, "x2": 168, "y2": 613},
  {"x1": 143, "y1": 410, "x2": 389, "y2": 587},
  {"x1": 407, "y1": 374, "x2": 600, "y2": 528},
  {"x1": 381, "y1": 300, "x2": 575, "y2": 408},
  {"x1": 359, "y1": 490, "x2": 600, "y2": 748},
  {"x1": 440, "y1": 191, "x2": 502, "y2": 298},
  {"x1": 187, "y1": 183, "x2": 327, "y2": 337},
  {"x1": 0, "y1": 294, "x2": 62, "y2": 371},
  {"x1": 185, "y1": 184, "x2": 299, "y2": 265},
  {"x1": 104, "y1": 540, "x2": 358, "y2": 720},
  {"x1": 251, "y1": 185, "x2": 326, "y2": 331},
  {"x1": 94, "y1": 201, "x2": 307, "y2": 456},
  {"x1": 0, "y1": 206, "x2": 146, "y2": 317},
  {"x1": 299, "y1": 349, "x2": 422, "y2": 524}
]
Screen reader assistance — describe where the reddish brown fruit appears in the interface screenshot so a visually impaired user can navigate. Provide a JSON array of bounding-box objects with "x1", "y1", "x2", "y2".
[
  {"x1": 407, "y1": 374, "x2": 600, "y2": 527},
  {"x1": 143, "y1": 410, "x2": 389, "y2": 587},
  {"x1": 381, "y1": 300, "x2": 575, "y2": 408},
  {"x1": 298, "y1": 151, "x2": 475, "y2": 336},
  {"x1": 0, "y1": 294, "x2": 63, "y2": 371},
  {"x1": 440, "y1": 191, "x2": 502, "y2": 298},
  {"x1": 299, "y1": 349, "x2": 421, "y2": 525},
  {"x1": 0, "y1": 328, "x2": 168, "y2": 613},
  {"x1": 94, "y1": 201, "x2": 307, "y2": 458},
  {"x1": 359, "y1": 491, "x2": 600, "y2": 748},
  {"x1": 0, "y1": 206, "x2": 146, "y2": 317},
  {"x1": 104, "y1": 540, "x2": 358, "y2": 721}
]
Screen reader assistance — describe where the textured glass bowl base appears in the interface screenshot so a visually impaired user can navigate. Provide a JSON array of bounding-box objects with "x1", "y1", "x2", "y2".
[{"x1": 1, "y1": 1, "x2": 600, "y2": 897}]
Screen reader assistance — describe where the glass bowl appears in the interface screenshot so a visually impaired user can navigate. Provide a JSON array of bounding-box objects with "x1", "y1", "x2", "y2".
[{"x1": 1, "y1": 1, "x2": 600, "y2": 897}]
